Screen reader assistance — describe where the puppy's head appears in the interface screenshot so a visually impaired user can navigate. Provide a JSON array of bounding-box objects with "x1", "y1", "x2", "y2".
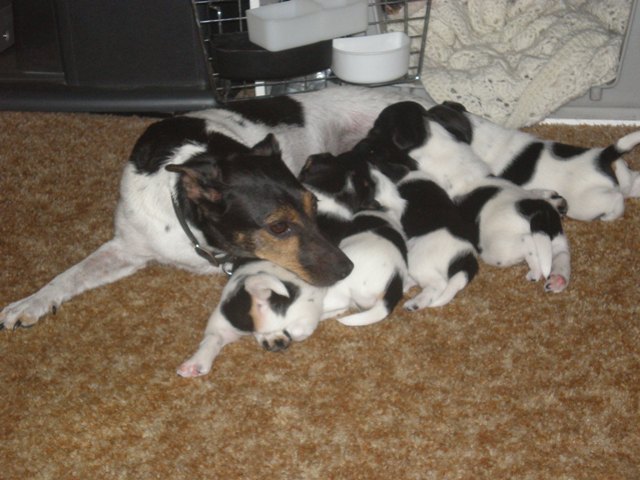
[
  {"x1": 299, "y1": 150, "x2": 380, "y2": 212},
  {"x1": 221, "y1": 267, "x2": 323, "y2": 349},
  {"x1": 370, "y1": 100, "x2": 472, "y2": 151},
  {"x1": 166, "y1": 134, "x2": 352, "y2": 286}
]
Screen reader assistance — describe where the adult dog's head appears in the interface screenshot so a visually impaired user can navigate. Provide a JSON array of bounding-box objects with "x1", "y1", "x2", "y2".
[{"x1": 166, "y1": 133, "x2": 353, "y2": 286}]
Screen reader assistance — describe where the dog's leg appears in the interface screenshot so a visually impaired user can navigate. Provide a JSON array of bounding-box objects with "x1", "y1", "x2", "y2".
[
  {"x1": 544, "y1": 235, "x2": 571, "y2": 293},
  {"x1": 1, "y1": 238, "x2": 148, "y2": 330},
  {"x1": 177, "y1": 315, "x2": 242, "y2": 378}
]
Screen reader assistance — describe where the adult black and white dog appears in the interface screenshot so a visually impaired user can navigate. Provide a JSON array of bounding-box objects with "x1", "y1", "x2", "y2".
[{"x1": 2, "y1": 86, "x2": 638, "y2": 331}]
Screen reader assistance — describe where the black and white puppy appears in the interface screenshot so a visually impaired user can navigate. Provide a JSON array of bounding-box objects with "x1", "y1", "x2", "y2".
[
  {"x1": 396, "y1": 170, "x2": 479, "y2": 310},
  {"x1": 299, "y1": 150, "x2": 409, "y2": 326},
  {"x1": 347, "y1": 131, "x2": 479, "y2": 310},
  {"x1": 177, "y1": 259, "x2": 325, "y2": 378},
  {"x1": 440, "y1": 101, "x2": 640, "y2": 221},
  {"x1": 372, "y1": 101, "x2": 571, "y2": 292}
]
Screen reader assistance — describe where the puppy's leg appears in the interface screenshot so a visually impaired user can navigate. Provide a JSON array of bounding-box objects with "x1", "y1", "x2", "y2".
[
  {"x1": 177, "y1": 314, "x2": 241, "y2": 378},
  {"x1": 403, "y1": 275, "x2": 446, "y2": 311},
  {"x1": 1, "y1": 238, "x2": 148, "y2": 330},
  {"x1": 545, "y1": 234, "x2": 571, "y2": 293},
  {"x1": 337, "y1": 301, "x2": 390, "y2": 326},
  {"x1": 522, "y1": 233, "x2": 552, "y2": 282},
  {"x1": 613, "y1": 159, "x2": 640, "y2": 198},
  {"x1": 429, "y1": 271, "x2": 471, "y2": 307},
  {"x1": 575, "y1": 188, "x2": 625, "y2": 221}
]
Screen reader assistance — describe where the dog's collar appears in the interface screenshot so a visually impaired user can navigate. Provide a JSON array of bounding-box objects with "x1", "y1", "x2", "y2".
[{"x1": 171, "y1": 195, "x2": 234, "y2": 275}]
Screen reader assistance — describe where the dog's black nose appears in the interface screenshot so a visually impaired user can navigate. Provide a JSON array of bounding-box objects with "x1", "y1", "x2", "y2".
[{"x1": 336, "y1": 257, "x2": 354, "y2": 280}]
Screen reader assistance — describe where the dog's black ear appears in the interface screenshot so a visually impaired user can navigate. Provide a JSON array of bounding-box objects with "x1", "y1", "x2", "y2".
[
  {"x1": 250, "y1": 133, "x2": 281, "y2": 157},
  {"x1": 165, "y1": 159, "x2": 222, "y2": 203}
]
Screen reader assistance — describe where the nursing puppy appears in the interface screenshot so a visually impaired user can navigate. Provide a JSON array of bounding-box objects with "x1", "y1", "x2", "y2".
[
  {"x1": 177, "y1": 259, "x2": 325, "y2": 378},
  {"x1": 372, "y1": 101, "x2": 571, "y2": 292},
  {"x1": 396, "y1": 170, "x2": 479, "y2": 310},
  {"x1": 299, "y1": 150, "x2": 409, "y2": 326},
  {"x1": 439, "y1": 101, "x2": 640, "y2": 221}
]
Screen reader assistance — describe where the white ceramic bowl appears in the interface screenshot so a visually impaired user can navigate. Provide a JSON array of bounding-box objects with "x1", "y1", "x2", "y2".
[
  {"x1": 331, "y1": 32, "x2": 410, "y2": 84},
  {"x1": 247, "y1": 0, "x2": 367, "y2": 52}
]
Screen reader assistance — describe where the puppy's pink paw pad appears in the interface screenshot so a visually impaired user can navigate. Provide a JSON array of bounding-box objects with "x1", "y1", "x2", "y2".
[
  {"x1": 544, "y1": 274, "x2": 567, "y2": 293},
  {"x1": 177, "y1": 362, "x2": 207, "y2": 378}
]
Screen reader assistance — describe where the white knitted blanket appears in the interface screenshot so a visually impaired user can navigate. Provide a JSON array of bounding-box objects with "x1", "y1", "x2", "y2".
[{"x1": 394, "y1": 0, "x2": 632, "y2": 127}]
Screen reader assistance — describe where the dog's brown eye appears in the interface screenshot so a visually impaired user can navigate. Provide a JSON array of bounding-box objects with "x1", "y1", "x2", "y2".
[{"x1": 269, "y1": 221, "x2": 290, "y2": 236}]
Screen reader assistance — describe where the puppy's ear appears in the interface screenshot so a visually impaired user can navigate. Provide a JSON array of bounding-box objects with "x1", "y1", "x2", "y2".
[
  {"x1": 376, "y1": 101, "x2": 429, "y2": 151},
  {"x1": 425, "y1": 103, "x2": 473, "y2": 144},
  {"x1": 165, "y1": 158, "x2": 222, "y2": 203},
  {"x1": 250, "y1": 133, "x2": 281, "y2": 157},
  {"x1": 244, "y1": 273, "x2": 290, "y2": 301},
  {"x1": 298, "y1": 153, "x2": 336, "y2": 182}
]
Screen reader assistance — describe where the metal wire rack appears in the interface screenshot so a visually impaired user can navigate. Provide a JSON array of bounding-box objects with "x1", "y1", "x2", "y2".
[{"x1": 191, "y1": 0, "x2": 430, "y2": 102}]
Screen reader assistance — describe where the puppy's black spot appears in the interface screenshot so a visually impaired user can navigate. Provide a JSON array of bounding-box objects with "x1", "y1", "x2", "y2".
[
  {"x1": 317, "y1": 216, "x2": 351, "y2": 246},
  {"x1": 517, "y1": 199, "x2": 563, "y2": 239},
  {"x1": 223, "y1": 96, "x2": 304, "y2": 127},
  {"x1": 268, "y1": 282, "x2": 299, "y2": 317},
  {"x1": 130, "y1": 117, "x2": 208, "y2": 175},
  {"x1": 399, "y1": 179, "x2": 475, "y2": 245},
  {"x1": 456, "y1": 186, "x2": 501, "y2": 250},
  {"x1": 596, "y1": 145, "x2": 621, "y2": 185},
  {"x1": 383, "y1": 272, "x2": 404, "y2": 314},
  {"x1": 500, "y1": 142, "x2": 544, "y2": 185},
  {"x1": 221, "y1": 283, "x2": 254, "y2": 332},
  {"x1": 552, "y1": 142, "x2": 589, "y2": 158},
  {"x1": 349, "y1": 215, "x2": 408, "y2": 263},
  {"x1": 448, "y1": 251, "x2": 479, "y2": 283}
]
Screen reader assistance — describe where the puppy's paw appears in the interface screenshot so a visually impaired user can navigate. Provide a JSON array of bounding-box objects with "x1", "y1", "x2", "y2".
[
  {"x1": 256, "y1": 330, "x2": 292, "y2": 352},
  {"x1": 544, "y1": 274, "x2": 568, "y2": 293},
  {"x1": 526, "y1": 270, "x2": 541, "y2": 282},
  {"x1": 1, "y1": 296, "x2": 58, "y2": 331},
  {"x1": 176, "y1": 361, "x2": 210, "y2": 378}
]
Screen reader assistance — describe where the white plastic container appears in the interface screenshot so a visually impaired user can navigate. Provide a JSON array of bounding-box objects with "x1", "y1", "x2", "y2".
[
  {"x1": 331, "y1": 32, "x2": 411, "y2": 84},
  {"x1": 247, "y1": 0, "x2": 368, "y2": 52}
]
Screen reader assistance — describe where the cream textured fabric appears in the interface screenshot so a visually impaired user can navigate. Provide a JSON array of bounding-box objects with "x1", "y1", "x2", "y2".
[{"x1": 394, "y1": 0, "x2": 632, "y2": 127}]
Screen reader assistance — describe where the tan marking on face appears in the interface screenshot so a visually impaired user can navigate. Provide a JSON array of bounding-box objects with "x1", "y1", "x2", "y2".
[
  {"x1": 249, "y1": 298, "x2": 265, "y2": 331},
  {"x1": 253, "y1": 230, "x2": 310, "y2": 282},
  {"x1": 302, "y1": 191, "x2": 316, "y2": 218}
]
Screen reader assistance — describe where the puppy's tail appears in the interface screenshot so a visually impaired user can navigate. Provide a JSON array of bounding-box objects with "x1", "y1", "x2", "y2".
[
  {"x1": 429, "y1": 251, "x2": 479, "y2": 307},
  {"x1": 613, "y1": 130, "x2": 640, "y2": 154}
]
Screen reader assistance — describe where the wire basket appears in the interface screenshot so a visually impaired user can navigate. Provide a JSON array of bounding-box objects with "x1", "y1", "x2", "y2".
[{"x1": 191, "y1": 0, "x2": 430, "y2": 102}]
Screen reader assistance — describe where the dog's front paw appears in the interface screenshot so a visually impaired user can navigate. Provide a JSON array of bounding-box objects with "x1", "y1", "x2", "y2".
[
  {"x1": 0, "y1": 295, "x2": 58, "y2": 331},
  {"x1": 177, "y1": 360, "x2": 210, "y2": 378},
  {"x1": 255, "y1": 330, "x2": 292, "y2": 352},
  {"x1": 544, "y1": 274, "x2": 568, "y2": 293}
]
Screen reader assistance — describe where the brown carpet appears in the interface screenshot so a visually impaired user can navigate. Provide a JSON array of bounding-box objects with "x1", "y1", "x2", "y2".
[{"x1": 1, "y1": 110, "x2": 639, "y2": 480}]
